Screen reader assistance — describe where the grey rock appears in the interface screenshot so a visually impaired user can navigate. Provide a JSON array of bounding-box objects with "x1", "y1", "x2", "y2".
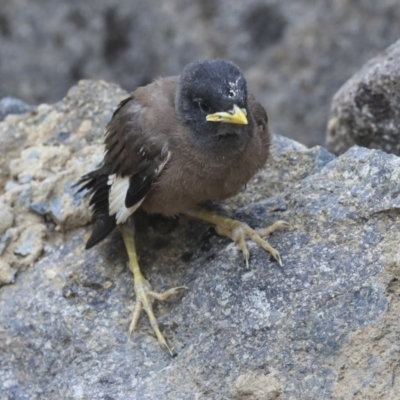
[
  {"x1": 18, "y1": 175, "x2": 33, "y2": 184},
  {"x1": 225, "y1": 134, "x2": 336, "y2": 209},
  {"x1": 0, "y1": 204, "x2": 13, "y2": 235},
  {"x1": 1, "y1": 79, "x2": 399, "y2": 399},
  {"x1": 14, "y1": 232, "x2": 38, "y2": 257},
  {"x1": 4, "y1": 180, "x2": 18, "y2": 192},
  {"x1": 1, "y1": 1, "x2": 400, "y2": 146},
  {"x1": 50, "y1": 196, "x2": 62, "y2": 223},
  {"x1": 0, "y1": 260, "x2": 16, "y2": 286},
  {"x1": 16, "y1": 185, "x2": 32, "y2": 210},
  {"x1": 30, "y1": 201, "x2": 49, "y2": 216},
  {"x1": 0, "y1": 229, "x2": 12, "y2": 256},
  {"x1": 0, "y1": 80, "x2": 126, "y2": 277},
  {"x1": 0, "y1": 97, "x2": 32, "y2": 122},
  {"x1": 327, "y1": 38, "x2": 400, "y2": 155}
]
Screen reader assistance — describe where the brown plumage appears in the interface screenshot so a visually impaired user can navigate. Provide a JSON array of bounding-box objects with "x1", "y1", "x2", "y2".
[{"x1": 78, "y1": 60, "x2": 270, "y2": 248}]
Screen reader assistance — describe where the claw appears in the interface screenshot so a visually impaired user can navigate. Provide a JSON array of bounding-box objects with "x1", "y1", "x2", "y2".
[
  {"x1": 159, "y1": 335, "x2": 174, "y2": 357},
  {"x1": 183, "y1": 208, "x2": 289, "y2": 268},
  {"x1": 270, "y1": 249, "x2": 283, "y2": 267},
  {"x1": 244, "y1": 250, "x2": 250, "y2": 269},
  {"x1": 130, "y1": 278, "x2": 187, "y2": 355}
]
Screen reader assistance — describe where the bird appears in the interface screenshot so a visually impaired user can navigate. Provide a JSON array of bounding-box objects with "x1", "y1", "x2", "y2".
[{"x1": 77, "y1": 59, "x2": 289, "y2": 355}]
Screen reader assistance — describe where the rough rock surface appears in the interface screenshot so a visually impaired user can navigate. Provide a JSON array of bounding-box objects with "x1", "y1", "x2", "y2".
[
  {"x1": 1, "y1": 0, "x2": 400, "y2": 146},
  {"x1": 0, "y1": 80, "x2": 127, "y2": 277},
  {"x1": 0, "y1": 97, "x2": 32, "y2": 122},
  {"x1": 327, "y1": 38, "x2": 400, "y2": 156},
  {"x1": 1, "y1": 81, "x2": 400, "y2": 399}
]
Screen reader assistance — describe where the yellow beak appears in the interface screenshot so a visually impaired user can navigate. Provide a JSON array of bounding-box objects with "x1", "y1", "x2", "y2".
[{"x1": 206, "y1": 104, "x2": 248, "y2": 125}]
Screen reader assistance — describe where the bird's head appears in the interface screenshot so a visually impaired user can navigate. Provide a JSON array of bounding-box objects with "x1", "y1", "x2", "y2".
[{"x1": 176, "y1": 59, "x2": 252, "y2": 154}]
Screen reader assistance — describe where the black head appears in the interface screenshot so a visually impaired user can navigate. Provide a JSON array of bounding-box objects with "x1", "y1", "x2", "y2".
[{"x1": 176, "y1": 59, "x2": 252, "y2": 155}]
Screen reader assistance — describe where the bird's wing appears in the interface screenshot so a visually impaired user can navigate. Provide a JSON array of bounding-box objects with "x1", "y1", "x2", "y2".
[
  {"x1": 77, "y1": 95, "x2": 170, "y2": 249},
  {"x1": 248, "y1": 95, "x2": 268, "y2": 131}
]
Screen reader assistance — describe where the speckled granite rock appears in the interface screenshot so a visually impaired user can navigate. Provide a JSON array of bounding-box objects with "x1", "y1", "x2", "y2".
[
  {"x1": 1, "y1": 0, "x2": 400, "y2": 146},
  {"x1": 1, "y1": 80, "x2": 400, "y2": 399},
  {"x1": 0, "y1": 80, "x2": 127, "y2": 273},
  {"x1": 327, "y1": 38, "x2": 400, "y2": 156}
]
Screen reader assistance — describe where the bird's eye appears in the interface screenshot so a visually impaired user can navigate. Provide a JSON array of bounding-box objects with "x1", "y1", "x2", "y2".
[
  {"x1": 198, "y1": 102, "x2": 211, "y2": 113},
  {"x1": 228, "y1": 89, "x2": 235, "y2": 98}
]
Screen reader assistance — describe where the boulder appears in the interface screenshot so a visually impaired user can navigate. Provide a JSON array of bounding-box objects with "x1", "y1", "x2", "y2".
[
  {"x1": 327, "y1": 38, "x2": 400, "y2": 155},
  {"x1": 1, "y1": 80, "x2": 399, "y2": 399}
]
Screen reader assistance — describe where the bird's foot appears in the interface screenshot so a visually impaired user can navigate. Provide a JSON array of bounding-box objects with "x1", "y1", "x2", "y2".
[
  {"x1": 184, "y1": 208, "x2": 289, "y2": 267},
  {"x1": 215, "y1": 218, "x2": 289, "y2": 267},
  {"x1": 120, "y1": 222, "x2": 187, "y2": 355},
  {"x1": 129, "y1": 271, "x2": 188, "y2": 355}
]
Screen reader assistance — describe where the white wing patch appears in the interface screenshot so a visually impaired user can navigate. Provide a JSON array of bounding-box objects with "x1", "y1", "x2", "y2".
[
  {"x1": 108, "y1": 175, "x2": 144, "y2": 225},
  {"x1": 107, "y1": 151, "x2": 171, "y2": 225}
]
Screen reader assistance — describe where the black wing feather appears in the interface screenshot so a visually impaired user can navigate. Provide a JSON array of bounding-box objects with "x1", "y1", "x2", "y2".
[
  {"x1": 85, "y1": 215, "x2": 117, "y2": 249},
  {"x1": 76, "y1": 95, "x2": 170, "y2": 248},
  {"x1": 126, "y1": 177, "x2": 153, "y2": 208}
]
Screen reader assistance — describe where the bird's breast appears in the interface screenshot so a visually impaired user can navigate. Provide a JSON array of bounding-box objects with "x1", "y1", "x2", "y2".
[{"x1": 140, "y1": 148, "x2": 259, "y2": 217}]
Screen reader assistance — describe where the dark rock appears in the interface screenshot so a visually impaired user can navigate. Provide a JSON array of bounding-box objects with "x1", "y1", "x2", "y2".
[
  {"x1": 327, "y1": 38, "x2": 400, "y2": 155},
  {"x1": 1, "y1": 1, "x2": 400, "y2": 146},
  {"x1": 242, "y1": 4, "x2": 287, "y2": 49},
  {"x1": 102, "y1": 7, "x2": 132, "y2": 64}
]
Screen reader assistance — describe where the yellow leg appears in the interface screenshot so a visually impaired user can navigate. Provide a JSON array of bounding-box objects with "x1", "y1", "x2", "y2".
[
  {"x1": 184, "y1": 208, "x2": 289, "y2": 267},
  {"x1": 120, "y1": 223, "x2": 187, "y2": 355}
]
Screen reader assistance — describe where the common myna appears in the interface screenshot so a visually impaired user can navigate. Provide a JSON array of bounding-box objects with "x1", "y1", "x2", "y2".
[{"x1": 78, "y1": 59, "x2": 288, "y2": 354}]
